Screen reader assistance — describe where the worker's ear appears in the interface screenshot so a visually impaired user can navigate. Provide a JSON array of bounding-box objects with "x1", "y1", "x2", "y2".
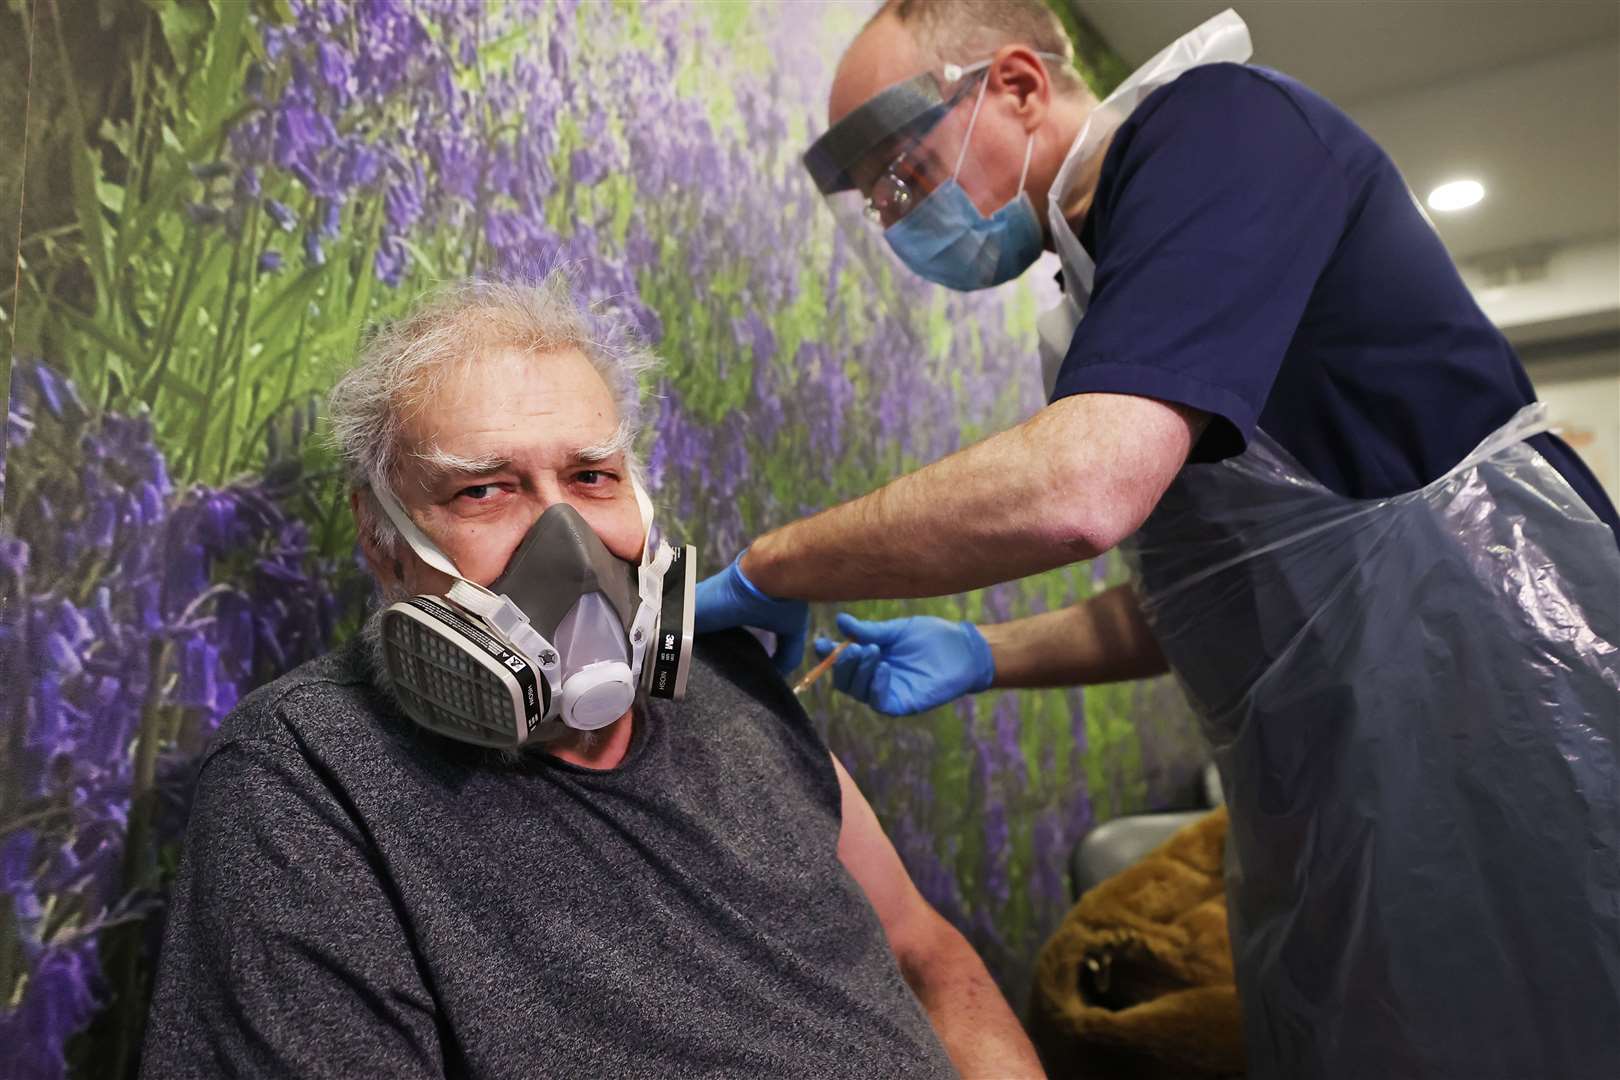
[{"x1": 987, "y1": 44, "x2": 1051, "y2": 132}]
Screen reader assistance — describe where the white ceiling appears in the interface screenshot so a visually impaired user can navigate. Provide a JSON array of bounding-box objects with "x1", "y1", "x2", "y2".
[{"x1": 1077, "y1": 0, "x2": 1620, "y2": 260}]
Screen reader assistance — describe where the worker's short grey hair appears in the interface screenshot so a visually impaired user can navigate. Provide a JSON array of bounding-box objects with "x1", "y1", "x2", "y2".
[
  {"x1": 327, "y1": 271, "x2": 659, "y2": 557},
  {"x1": 877, "y1": 0, "x2": 1089, "y2": 97}
]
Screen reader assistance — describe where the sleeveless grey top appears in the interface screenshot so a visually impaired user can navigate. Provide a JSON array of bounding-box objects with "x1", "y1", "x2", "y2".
[{"x1": 141, "y1": 630, "x2": 956, "y2": 1079}]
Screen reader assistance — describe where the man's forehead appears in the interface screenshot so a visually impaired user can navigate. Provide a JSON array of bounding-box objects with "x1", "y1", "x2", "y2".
[
  {"x1": 828, "y1": 13, "x2": 933, "y2": 128},
  {"x1": 396, "y1": 346, "x2": 623, "y2": 466}
]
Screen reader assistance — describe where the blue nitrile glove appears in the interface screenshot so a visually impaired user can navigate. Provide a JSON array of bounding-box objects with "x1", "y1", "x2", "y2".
[
  {"x1": 693, "y1": 552, "x2": 810, "y2": 676},
  {"x1": 813, "y1": 612, "x2": 996, "y2": 716}
]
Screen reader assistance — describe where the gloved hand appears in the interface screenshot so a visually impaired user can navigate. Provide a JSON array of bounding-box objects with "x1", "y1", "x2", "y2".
[
  {"x1": 813, "y1": 612, "x2": 995, "y2": 716},
  {"x1": 693, "y1": 552, "x2": 809, "y2": 676}
]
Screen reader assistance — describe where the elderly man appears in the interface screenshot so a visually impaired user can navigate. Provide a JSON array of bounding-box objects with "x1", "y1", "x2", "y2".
[{"x1": 139, "y1": 273, "x2": 1043, "y2": 1080}]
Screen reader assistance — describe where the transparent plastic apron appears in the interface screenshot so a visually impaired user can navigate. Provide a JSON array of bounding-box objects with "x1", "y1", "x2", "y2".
[{"x1": 1125, "y1": 404, "x2": 1620, "y2": 1079}]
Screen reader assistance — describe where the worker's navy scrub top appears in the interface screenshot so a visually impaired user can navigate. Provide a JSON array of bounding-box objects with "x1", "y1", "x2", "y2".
[{"x1": 1052, "y1": 63, "x2": 1620, "y2": 548}]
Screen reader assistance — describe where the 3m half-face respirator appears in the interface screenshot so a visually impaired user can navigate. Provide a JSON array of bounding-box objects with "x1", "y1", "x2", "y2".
[{"x1": 371, "y1": 483, "x2": 695, "y2": 749}]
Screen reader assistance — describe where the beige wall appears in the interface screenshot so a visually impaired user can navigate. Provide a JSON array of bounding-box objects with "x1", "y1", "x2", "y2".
[{"x1": 1528, "y1": 347, "x2": 1620, "y2": 501}]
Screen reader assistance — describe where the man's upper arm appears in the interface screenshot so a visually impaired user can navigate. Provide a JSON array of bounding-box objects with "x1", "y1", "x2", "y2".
[
  {"x1": 1052, "y1": 65, "x2": 1348, "y2": 462},
  {"x1": 141, "y1": 735, "x2": 443, "y2": 1080},
  {"x1": 830, "y1": 753, "x2": 948, "y2": 966}
]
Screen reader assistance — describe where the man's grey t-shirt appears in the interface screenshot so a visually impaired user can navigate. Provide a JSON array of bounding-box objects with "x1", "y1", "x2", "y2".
[{"x1": 140, "y1": 630, "x2": 955, "y2": 1079}]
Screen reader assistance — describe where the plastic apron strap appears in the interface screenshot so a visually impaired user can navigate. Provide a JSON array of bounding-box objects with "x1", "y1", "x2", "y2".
[
  {"x1": 1045, "y1": 7, "x2": 1253, "y2": 295},
  {"x1": 1037, "y1": 8, "x2": 1252, "y2": 400}
]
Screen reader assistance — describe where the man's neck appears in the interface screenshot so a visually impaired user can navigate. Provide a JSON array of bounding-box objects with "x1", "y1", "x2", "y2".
[
  {"x1": 547, "y1": 707, "x2": 636, "y2": 770},
  {"x1": 1039, "y1": 94, "x2": 1112, "y2": 244}
]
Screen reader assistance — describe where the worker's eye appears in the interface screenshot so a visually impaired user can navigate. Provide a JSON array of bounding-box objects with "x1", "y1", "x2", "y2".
[
  {"x1": 573, "y1": 469, "x2": 614, "y2": 488},
  {"x1": 456, "y1": 484, "x2": 499, "y2": 501}
]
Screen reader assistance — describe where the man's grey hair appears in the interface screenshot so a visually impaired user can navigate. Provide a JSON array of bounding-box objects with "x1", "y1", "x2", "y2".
[
  {"x1": 878, "y1": 0, "x2": 1090, "y2": 97},
  {"x1": 328, "y1": 271, "x2": 659, "y2": 557}
]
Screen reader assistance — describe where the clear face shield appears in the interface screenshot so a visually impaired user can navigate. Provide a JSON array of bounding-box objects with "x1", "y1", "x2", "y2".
[{"x1": 803, "y1": 55, "x2": 1064, "y2": 291}]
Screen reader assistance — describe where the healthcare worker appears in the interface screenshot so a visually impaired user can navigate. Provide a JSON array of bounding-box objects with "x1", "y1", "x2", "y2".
[{"x1": 693, "y1": 3, "x2": 1620, "y2": 1078}]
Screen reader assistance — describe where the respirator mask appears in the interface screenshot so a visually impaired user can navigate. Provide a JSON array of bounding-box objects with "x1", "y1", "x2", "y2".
[{"x1": 371, "y1": 482, "x2": 695, "y2": 749}]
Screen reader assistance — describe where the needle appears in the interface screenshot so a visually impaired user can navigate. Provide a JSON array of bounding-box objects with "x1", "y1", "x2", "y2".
[{"x1": 793, "y1": 641, "x2": 851, "y2": 696}]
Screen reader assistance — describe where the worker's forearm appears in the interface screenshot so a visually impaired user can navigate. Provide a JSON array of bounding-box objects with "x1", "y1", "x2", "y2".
[
  {"x1": 742, "y1": 394, "x2": 1200, "y2": 602},
  {"x1": 981, "y1": 584, "x2": 1169, "y2": 687},
  {"x1": 904, "y1": 924, "x2": 1046, "y2": 1079}
]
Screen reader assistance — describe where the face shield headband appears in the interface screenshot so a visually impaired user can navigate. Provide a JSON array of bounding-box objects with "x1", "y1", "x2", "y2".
[
  {"x1": 370, "y1": 482, "x2": 696, "y2": 750},
  {"x1": 802, "y1": 52, "x2": 1069, "y2": 202}
]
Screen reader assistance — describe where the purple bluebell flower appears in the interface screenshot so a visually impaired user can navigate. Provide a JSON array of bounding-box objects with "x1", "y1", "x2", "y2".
[
  {"x1": 374, "y1": 236, "x2": 408, "y2": 286},
  {"x1": 570, "y1": 147, "x2": 605, "y2": 187},
  {"x1": 265, "y1": 198, "x2": 297, "y2": 232},
  {"x1": 258, "y1": 250, "x2": 284, "y2": 274},
  {"x1": 341, "y1": 143, "x2": 384, "y2": 188},
  {"x1": 315, "y1": 41, "x2": 355, "y2": 105},
  {"x1": 304, "y1": 230, "x2": 325, "y2": 267},
  {"x1": 0, "y1": 537, "x2": 28, "y2": 582}
]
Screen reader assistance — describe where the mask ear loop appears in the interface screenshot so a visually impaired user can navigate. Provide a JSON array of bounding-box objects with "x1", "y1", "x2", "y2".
[
  {"x1": 951, "y1": 70, "x2": 991, "y2": 181},
  {"x1": 1016, "y1": 129, "x2": 1035, "y2": 199},
  {"x1": 946, "y1": 53, "x2": 1056, "y2": 192}
]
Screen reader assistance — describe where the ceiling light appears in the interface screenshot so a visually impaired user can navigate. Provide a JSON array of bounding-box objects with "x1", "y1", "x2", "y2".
[{"x1": 1427, "y1": 179, "x2": 1484, "y2": 212}]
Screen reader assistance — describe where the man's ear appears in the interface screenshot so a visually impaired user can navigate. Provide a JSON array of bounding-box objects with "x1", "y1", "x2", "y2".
[
  {"x1": 350, "y1": 488, "x2": 399, "y2": 583},
  {"x1": 988, "y1": 44, "x2": 1050, "y2": 131}
]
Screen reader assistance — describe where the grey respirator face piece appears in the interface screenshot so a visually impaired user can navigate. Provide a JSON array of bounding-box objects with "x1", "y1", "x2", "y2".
[{"x1": 372, "y1": 484, "x2": 695, "y2": 749}]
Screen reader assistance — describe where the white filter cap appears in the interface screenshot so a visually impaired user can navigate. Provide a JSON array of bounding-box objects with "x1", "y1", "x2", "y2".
[{"x1": 562, "y1": 662, "x2": 635, "y2": 730}]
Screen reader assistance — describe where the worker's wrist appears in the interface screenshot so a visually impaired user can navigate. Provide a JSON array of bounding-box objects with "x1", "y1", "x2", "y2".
[
  {"x1": 738, "y1": 534, "x2": 787, "y2": 599},
  {"x1": 963, "y1": 620, "x2": 998, "y2": 692}
]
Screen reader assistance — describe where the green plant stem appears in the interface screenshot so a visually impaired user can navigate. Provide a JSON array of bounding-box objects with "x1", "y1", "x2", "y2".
[
  {"x1": 104, "y1": 635, "x2": 174, "y2": 1078},
  {"x1": 45, "y1": 0, "x2": 112, "y2": 407},
  {"x1": 275, "y1": 305, "x2": 310, "y2": 416},
  {"x1": 127, "y1": 18, "x2": 153, "y2": 206},
  {"x1": 181, "y1": 214, "x2": 250, "y2": 480},
  {"x1": 215, "y1": 197, "x2": 263, "y2": 483},
  {"x1": 139, "y1": 228, "x2": 205, "y2": 411}
]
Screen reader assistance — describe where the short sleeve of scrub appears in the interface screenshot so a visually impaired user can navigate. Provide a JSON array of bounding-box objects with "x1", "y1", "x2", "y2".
[{"x1": 1051, "y1": 64, "x2": 1350, "y2": 461}]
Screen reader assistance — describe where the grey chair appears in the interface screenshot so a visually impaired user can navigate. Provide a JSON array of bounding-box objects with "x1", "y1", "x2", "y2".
[{"x1": 1070, "y1": 764, "x2": 1224, "y2": 900}]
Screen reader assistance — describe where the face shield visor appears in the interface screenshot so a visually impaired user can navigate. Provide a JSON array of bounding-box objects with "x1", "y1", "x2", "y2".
[{"x1": 803, "y1": 54, "x2": 1066, "y2": 290}]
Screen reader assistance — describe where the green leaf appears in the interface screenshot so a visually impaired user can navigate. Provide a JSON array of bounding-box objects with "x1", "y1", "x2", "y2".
[
  {"x1": 114, "y1": 107, "x2": 254, "y2": 269},
  {"x1": 67, "y1": 143, "x2": 113, "y2": 315},
  {"x1": 157, "y1": 370, "x2": 208, "y2": 407},
  {"x1": 97, "y1": 116, "x2": 133, "y2": 157},
  {"x1": 95, "y1": 176, "x2": 125, "y2": 214},
  {"x1": 150, "y1": 0, "x2": 211, "y2": 65},
  {"x1": 249, "y1": 266, "x2": 326, "y2": 337},
  {"x1": 50, "y1": 301, "x2": 143, "y2": 362},
  {"x1": 199, "y1": 0, "x2": 248, "y2": 130}
]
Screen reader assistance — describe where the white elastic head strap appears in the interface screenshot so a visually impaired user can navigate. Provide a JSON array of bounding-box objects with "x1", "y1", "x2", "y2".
[
  {"x1": 372, "y1": 480, "x2": 463, "y2": 582},
  {"x1": 371, "y1": 481, "x2": 548, "y2": 659}
]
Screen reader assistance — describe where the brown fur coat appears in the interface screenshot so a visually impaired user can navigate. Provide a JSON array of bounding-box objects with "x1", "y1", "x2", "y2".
[{"x1": 1028, "y1": 808, "x2": 1243, "y2": 1080}]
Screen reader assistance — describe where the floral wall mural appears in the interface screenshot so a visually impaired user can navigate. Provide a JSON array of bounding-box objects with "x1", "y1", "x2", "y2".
[{"x1": 0, "y1": 1, "x2": 1208, "y2": 1075}]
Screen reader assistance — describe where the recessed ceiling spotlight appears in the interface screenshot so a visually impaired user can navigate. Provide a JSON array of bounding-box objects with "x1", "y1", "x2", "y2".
[{"x1": 1428, "y1": 179, "x2": 1484, "y2": 212}]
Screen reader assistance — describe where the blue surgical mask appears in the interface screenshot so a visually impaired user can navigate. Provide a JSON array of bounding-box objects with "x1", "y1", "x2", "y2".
[{"x1": 884, "y1": 75, "x2": 1043, "y2": 291}]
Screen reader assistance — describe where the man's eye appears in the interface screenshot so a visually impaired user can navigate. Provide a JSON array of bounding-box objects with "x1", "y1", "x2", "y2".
[
  {"x1": 457, "y1": 484, "x2": 497, "y2": 501},
  {"x1": 575, "y1": 470, "x2": 608, "y2": 486}
]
